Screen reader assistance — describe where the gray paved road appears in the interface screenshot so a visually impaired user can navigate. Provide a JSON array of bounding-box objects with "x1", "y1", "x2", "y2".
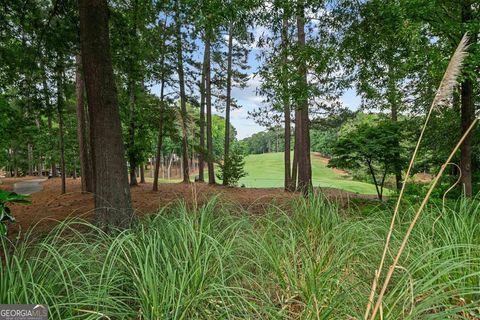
[{"x1": 13, "y1": 179, "x2": 47, "y2": 195}]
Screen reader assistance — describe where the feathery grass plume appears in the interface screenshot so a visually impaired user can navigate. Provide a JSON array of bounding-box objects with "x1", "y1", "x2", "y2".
[
  {"x1": 369, "y1": 117, "x2": 479, "y2": 320},
  {"x1": 431, "y1": 34, "x2": 469, "y2": 108},
  {"x1": 364, "y1": 33, "x2": 470, "y2": 320}
]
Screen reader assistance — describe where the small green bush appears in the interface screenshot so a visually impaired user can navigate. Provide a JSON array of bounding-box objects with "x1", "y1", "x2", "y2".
[
  {"x1": 217, "y1": 144, "x2": 248, "y2": 186},
  {"x1": 0, "y1": 190, "x2": 30, "y2": 236}
]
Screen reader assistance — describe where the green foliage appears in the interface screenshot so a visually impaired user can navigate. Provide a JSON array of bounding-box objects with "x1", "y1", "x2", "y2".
[
  {"x1": 342, "y1": 0, "x2": 428, "y2": 112},
  {"x1": 330, "y1": 120, "x2": 404, "y2": 200},
  {"x1": 217, "y1": 144, "x2": 247, "y2": 186},
  {"x1": 310, "y1": 128, "x2": 337, "y2": 157},
  {"x1": 1, "y1": 196, "x2": 480, "y2": 318},
  {"x1": 240, "y1": 127, "x2": 285, "y2": 155},
  {"x1": 0, "y1": 190, "x2": 30, "y2": 237}
]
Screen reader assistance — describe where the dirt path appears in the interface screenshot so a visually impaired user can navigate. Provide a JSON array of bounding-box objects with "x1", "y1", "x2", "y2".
[{"x1": 0, "y1": 177, "x2": 378, "y2": 238}]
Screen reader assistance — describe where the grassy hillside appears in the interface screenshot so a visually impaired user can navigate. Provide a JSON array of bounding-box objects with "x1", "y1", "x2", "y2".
[{"x1": 239, "y1": 152, "x2": 386, "y2": 195}]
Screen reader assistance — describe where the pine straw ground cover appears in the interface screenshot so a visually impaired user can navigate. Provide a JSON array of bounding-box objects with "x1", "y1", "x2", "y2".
[{"x1": 1, "y1": 195, "x2": 479, "y2": 319}]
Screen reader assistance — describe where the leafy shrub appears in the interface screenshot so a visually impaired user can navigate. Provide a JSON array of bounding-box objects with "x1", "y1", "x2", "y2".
[
  {"x1": 0, "y1": 190, "x2": 30, "y2": 236},
  {"x1": 403, "y1": 178, "x2": 466, "y2": 202}
]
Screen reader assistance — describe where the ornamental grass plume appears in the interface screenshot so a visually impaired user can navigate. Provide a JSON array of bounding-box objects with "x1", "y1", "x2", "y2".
[{"x1": 365, "y1": 33, "x2": 470, "y2": 320}]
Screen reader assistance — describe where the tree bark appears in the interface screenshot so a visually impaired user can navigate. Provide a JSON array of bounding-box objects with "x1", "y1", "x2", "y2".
[
  {"x1": 174, "y1": 0, "x2": 190, "y2": 183},
  {"x1": 128, "y1": 81, "x2": 138, "y2": 186},
  {"x1": 41, "y1": 63, "x2": 57, "y2": 178},
  {"x1": 291, "y1": 112, "x2": 299, "y2": 190},
  {"x1": 78, "y1": 0, "x2": 134, "y2": 230},
  {"x1": 291, "y1": 141, "x2": 298, "y2": 190},
  {"x1": 140, "y1": 164, "x2": 145, "y2": 183},
  {"x1": 75, "y1": 54, "x2": 93, "y2": 193},
  {"x1": 13, "y1": 149, "x2": 18, "y2": 177},
  {"x1": 460, "y1": 79, "x2": 474, "y2": 197},
  {"x1": 387, "y1": 66, "x2": 402, "y2": 191},
  {"x1": 460, "y1": 1, "x2": 475, "y2": 197},
  {"x1": 153, "y1": 18, "x2": 168, "y2": 191},
  {"x1": 295, "y1": 3, "x2": 312, "y2": 196},
  {"x1": 153, "y1": 79, "x2": 166, "y2": 191},
  {"x1": 282, "y1": 12, "x2": 293, "y2": 191},
  {"x1": 27, "y1": 144, "x2": 33, "y2": 176},
  {"x1": 205, "y1": 35, "x2": 216, "y2": 184},
  {"x1": 367, "y1": 159, "x2": 382, "y2": 201},
  {"x1": 49, "y1": 115, "x2": 57, "y2": 177},
  {"x1": 56, "y1": 60, "x2": 66, "y2": 194},
  {"x1": 223, "y1": 23, "x2": 234, "y2": 186},
  {"x1": 34, "y1": 118, "x2": 42, "y2": 176},
  {"x1": 167, "y1": 153, "x2": 174, "y2": 180},
  {"x1": 199, "y1": 45, "x2": 207, "y2": 182}
]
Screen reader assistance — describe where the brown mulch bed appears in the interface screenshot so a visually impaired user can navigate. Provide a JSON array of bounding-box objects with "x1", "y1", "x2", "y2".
[{"x1": 0, "y1": 177, "x2": 378, "y2": 239}]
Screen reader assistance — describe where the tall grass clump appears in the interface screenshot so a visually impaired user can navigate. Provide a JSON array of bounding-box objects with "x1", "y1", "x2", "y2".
[
  {"x1": 0, "y1": 197, "x2": 267, "y2": 319},
  {"x1": 366, "y1": 33, "x2": 475, "y2": 320},
  {"x1": 1, "y1": 194, "x2": 479, "y2": 319},
  {"x1": 248, "y1": 195, "x2": 379, "y2": 319},
  {"x1": 376, "y1": 199, "x2": 480, "y2": 319}
]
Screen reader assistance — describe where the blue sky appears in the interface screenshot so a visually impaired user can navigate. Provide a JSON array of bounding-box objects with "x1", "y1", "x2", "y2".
[
  {"x1": 230, "y1": 78, "x2": 362, "y2": 139},
  {"x1": 226, "y1": 46, "x2": 362, "y2": 139}
]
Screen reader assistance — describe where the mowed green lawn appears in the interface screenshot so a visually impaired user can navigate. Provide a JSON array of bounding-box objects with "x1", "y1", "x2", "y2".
[{"x1": 239, "y1": 152, "x2": 385, "y2": 195}]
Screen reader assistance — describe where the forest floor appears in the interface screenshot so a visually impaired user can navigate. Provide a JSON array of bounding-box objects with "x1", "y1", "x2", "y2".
[{"x1": 0, "y1": 177, "x2": 380, "y2": 239}]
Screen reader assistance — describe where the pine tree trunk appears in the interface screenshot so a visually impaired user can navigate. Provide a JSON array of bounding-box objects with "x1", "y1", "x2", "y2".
[
  {"x1": 391, "y1": 111, "x2": 402, "y2": 191},
  {"x1": 13, "y1": 149, "x2": 18, "y2": 177},
  {"x1": 295, "y1": 3, "x2": 312, "y2": 196},
  {"x1": 223, "y1": 24, "x2": 234, "y2": 186},
  {"x1": 128, "y1": 81, "x2": 138, "y2": 186},
  {"x1": 34, "y1": 117, "x2": 42, "y2": 177},
  {"x1": 291, "y1": 110, "x2": 299, "y2": 191},
  {"x1": 460, "y1": 78, "x2": 474, "y2": 197},
  {"x1": 48, "y1": 116, "x2": 57, "y2": 177},
  {"x1": 140, "y1": 164, "x2": 145, "y2": 183},
  {"x1": 199, "y1": 44, "x2": 207, "y2": 182},
  {"x1": 27, "y1": 144, "x2": 33, "y2": 176},
  {"x1": 285, "y1": 113, "x2": 292, "y2": 191},
  {"x1": 205, "y1": 35, "x2": 216, "y2": 184},
  {"x1": 153, "y1": 79, "x2": 165, "y2": 191},
  {"x1": 205, "y1": 36, "x2": 215, "y2": 184},
  {"x1": 174, "y1": 0, "x2": 190, "y2": 183},
  {"x1": 167, "y1": 153, "x2": 174, "y2": 180},
  {"x1": 56, "y1": 61, "x2": 66, "y2": 194},
  {"x1": 387, "y1": 66, "x2": 402, "y2": 191},
  {"x1": 153, "y1": 19, "x2": 167, "y2": 191},
  {"x1": 282, "y1": 13, "x2": 293, "y2": 191},
  {"x1": 41, "y1": 60, "x2": 56, "y2": 178},
  {"x1": 161, "y1": 156, "x2": 165, "y2": 179},
  {"x1": 75, "y1": 54, "x2": 93, "y2": 193},
  {"x1": 78, "y1": 0, "x2": 133, "y2": 230},
  {"x1": 460, "y1": 1, "x2": 475, "y2": 197}
]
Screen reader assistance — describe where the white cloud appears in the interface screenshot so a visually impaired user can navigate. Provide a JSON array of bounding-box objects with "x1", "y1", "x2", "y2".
[{"x1": 230, "y1": 74, "x2": 266, "y2": 138}]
